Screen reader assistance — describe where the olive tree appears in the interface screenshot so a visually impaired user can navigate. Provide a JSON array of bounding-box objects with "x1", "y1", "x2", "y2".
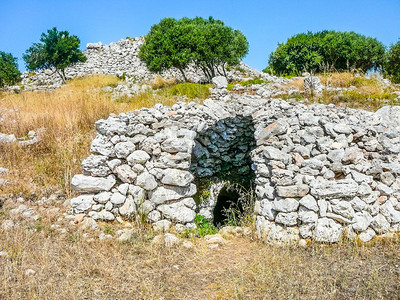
[
  {"x1": 385, "y1": 40, "x2": 400, "y2": 83},
  {"x1": 23, "y1": 27, "x2": 86, "y2": 82},
  {"x1": 139, "y1": 17, "x2": 249, "y2": 82},
  {"x1": 265, "y1": 31, "x2": 386, "y2": 75},
  {"x1": 0, "y1": 51, "x2": 21, "y2": 87}
]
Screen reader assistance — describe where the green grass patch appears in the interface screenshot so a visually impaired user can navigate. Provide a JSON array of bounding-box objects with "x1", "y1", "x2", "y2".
[
  {"x1": 169, "y1": 83, "x2": 211, "y2": 99},
  {"x1": 342, "y1": 90, "x2": 397, "y2": 101},
  {"x1": 180, "y1": 214, "x2": 218, "y2": 238},
  {"x1": 346, "y1": 77, "x2": 378, "y2": 88},
  {"x1": 227, "y1": 78, "x2": 271, "y2": 90}
]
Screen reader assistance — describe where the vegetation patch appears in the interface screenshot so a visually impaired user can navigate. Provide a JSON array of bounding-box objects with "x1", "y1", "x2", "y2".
[{"x1": 169, "y1": 82, "x2": 211, "y2": 99}]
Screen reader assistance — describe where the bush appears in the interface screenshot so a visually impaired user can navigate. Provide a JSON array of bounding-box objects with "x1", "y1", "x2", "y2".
[
  {"x1": 385, "y1": 40, "x2": 400, "y2": 83},
  {"x1": 0, "y1": 51, "x2": 21, "y2": 87},
  {"x1": 23, "y1": 27, "x2": 87, "y2": 82},
  {"x1": 266, "y1": 31, "x2": 386, "y2": 76},
  {"x1": 139, "y1": 17, "x2": 249, "y2": 82}
]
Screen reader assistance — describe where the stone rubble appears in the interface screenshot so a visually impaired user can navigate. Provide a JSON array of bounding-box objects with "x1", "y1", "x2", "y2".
[{"x1": 70, "y1": 80, "x2": 400, "y2": 243}]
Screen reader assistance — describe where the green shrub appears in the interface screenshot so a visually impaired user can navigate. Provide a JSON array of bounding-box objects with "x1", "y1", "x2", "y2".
[
  {"x1": 266, "y1": 31, "x2": 385, "y2": 76},
  {"x1": 169, "y1": 83, "x2": 211, "y2": 99},
  {"x1": 0, "y1": 51, "x2": 21, "y2": 87},
  {"x1": 385, "y1": 39, "x2": 400, "y2": 84}
]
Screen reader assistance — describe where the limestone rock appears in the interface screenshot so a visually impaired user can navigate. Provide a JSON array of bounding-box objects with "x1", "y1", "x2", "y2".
[
  {"x1": 161, "y1": 169, "x2": 194, "y2": 187},
  {"x1": 71, "y1": 175, "x2": 116, "y2": 193},
  {"x1": 157, "y1": 198, "x2": 196, "y2": 223},
  {"x1": 313, "y1": 218, "x2": 343, "y2": 243},
  {"x1": 70, "y1": 195, "x2": 94, "y2": 214},
  {"x1": 150, "y1": 184, "x2": 197, "y2": 205}
]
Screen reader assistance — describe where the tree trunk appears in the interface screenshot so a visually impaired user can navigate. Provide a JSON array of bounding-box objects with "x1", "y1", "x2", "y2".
[
  {"x1": 177, "y1": 67, "x2": 188, "y2": 82},
  {"x1": 56, "y1": 69, "x2": 66, "y2": 83}
]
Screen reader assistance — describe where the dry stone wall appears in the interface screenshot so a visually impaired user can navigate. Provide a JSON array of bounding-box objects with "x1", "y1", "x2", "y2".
[{"x1": 70, "y1": 87, "x2": 400, "y2": 243}]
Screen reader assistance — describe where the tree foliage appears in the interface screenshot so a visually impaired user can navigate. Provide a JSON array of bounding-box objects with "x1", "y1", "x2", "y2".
[
  {"x1": 266, "y1": 31, "x2": 386, "y2": 75},
  {"x1": 0, "y1": 51, "x2": 21, "y2": 87},
  {"x1": 23, "y1": 27, "x2": 86, "y2": 82},
  {"x1": 385, "y1": 40, "x2": 400, "y2": 83},
  {"x1": 139, "y1": 17, "x2": 249, "y2": 82}
]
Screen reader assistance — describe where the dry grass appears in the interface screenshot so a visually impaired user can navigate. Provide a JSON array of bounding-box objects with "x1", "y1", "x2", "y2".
[
  {"x1": 0, "y1": 75, "x2": 179, "y2": 198},
  {"x1": 318, "y1": 72, "x2": 355, "y2": 88},
  {"x1": 150, "y1": 76, "x2": 177, "y2": 89},
  {"x1": 279, "y1": 72, "x2": 400, "y2": 111},
  {"x1": 0, "y1": 204, "x2": 399, "y2": 300},
  {"x1": 284, "y1": 77, "x2": 305, "y2": 91}
]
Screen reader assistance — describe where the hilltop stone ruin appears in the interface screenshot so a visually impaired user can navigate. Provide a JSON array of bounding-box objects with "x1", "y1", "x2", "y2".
[
  {"x1": 71, "y1": 79, "x2": 400, "y2": 243},
  {"x1": 20, "y1": 37, "x2": 273, "y2": 90}
]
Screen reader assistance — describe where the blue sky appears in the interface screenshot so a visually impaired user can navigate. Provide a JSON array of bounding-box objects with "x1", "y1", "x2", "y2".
[{"x1": 1, "y1": 0, "x2": 400, "y2": 71}]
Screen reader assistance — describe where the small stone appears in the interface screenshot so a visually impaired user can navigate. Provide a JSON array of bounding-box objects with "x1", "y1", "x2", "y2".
[
  {"x1": 153, "y1": 220, "x2": 172, "y2": 232},
  {"x1": 127, "y1": 150, "x2": 150, "y2": 165},
  {"x1": 115, "y1": 164, "x2": 137, "y2": 183},
  {"x1": 182, "y1": 240, "x2": 194, "y2": 249},
  {"x1": 313, "y1": 218, "x2": 343, "y2": 243},
  {"x1": 73, "y1": 214, "x2": 86, "y2": 224},
  {"x1": 275, "y1": 212, "x2": 298, "y2": 226},
  {"x1": 298, "y1": 239, "x2": 308, "y2": 248},
  {"x1": 370, "y1": 214, "x2": 390, "y2": 234},
  {"x1": 276, "y1": 185, "x2": 310, "y2": 198},
  {"x1": 110, "y1": 192, "x2": 126, "y2": 205},
  {"x1": 25, "y1": 269, "x2": 36, "y2": 276},
  {"x1": 135, "y1": 172, "x2": 158, "y2": 190},
  {"x1": 70, "y1": 195, "x2": 94, "y2": 214},
  {"x1": 205, "y1": 234, "x2": 225, "y2": 246},
  {"x1": 359, "y1": 228, "x2": 376, "y2": 242},
  {"x1": 117, "y1": 229, "x2": 134, "y2": 242},
  {"x1": 273, "y1": 198, "x2": 299, "y2": 212},
  {"x1": 2, "y1": 219, "x2": 15, "y2": 230},
  {"x1": 161, "y1": 169, "x2": 194, "y2": 187}
]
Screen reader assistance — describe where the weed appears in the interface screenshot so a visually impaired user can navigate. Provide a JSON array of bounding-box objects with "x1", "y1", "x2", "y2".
[
  {"x1": 222, "y1": 182, "x2": 256, "y2": 227},
  {"x1": 68, "y1": 232, "x2": 80, "y2": 243},
  {"x1": 103, "y1": 225, "x2": 114, "y2": 235},
  {"x1": 180, "y1": 214, "x2": 218, "y2": 238}
]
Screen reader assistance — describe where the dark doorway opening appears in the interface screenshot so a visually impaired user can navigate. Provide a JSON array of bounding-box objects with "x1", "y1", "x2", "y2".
[{"x1": 212, "y1": 186, "x2": 242, "y2": 227}]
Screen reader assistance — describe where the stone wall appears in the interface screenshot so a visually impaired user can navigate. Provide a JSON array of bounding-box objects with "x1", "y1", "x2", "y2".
[
  {"x1": 70, "y1": 88, "x2": 400, "y2": 243},
  {"x1": 20, "y1": 37, "x2": 273, "y2": 90}
]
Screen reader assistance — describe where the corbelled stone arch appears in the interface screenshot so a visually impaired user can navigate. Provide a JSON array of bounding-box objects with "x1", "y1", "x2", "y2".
[{"x1": 189, "y1": 114, "x2": 257, "y2": 226}]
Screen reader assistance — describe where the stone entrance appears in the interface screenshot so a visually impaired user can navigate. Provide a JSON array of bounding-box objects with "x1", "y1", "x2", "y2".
[{"x1": 190, "y1": 115, "x2": 256, "y2": 226}]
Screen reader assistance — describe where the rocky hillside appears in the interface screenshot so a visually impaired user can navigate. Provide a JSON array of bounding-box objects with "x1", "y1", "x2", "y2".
[{"x1": 20, "y1": 37, "x2": 275, "y2": 90}]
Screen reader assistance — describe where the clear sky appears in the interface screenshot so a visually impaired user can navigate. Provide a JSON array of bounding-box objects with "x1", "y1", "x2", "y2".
[{"x1": 1, "y1": 0, "x2": 400, "y2": 71}]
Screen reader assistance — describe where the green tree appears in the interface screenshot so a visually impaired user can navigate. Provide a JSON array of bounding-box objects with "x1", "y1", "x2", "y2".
[
  {"x1": 23, "y1": 27, "x2": 86, "y2": 82},
  {"x1": 0, "y1": 51, "x2": 21, "y2": 87},
  {"x1": 139, "y1": 17, "x2": 249, "y2": 82},
  {"x1": 189, "y1": 17, "x2": 249, "y2": 81},
  {"x1": 265, "y1": 31, "x2": 385, "y2": 76},
  {"x1": 385, "y1": 40, "x2": 400, "y2": 83},
  {"x1": 139, "y1": 18, "x2": 194, "y2": 81}
]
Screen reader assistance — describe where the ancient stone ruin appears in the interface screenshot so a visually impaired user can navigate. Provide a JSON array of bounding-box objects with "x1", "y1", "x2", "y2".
[
  {"x1": 20, "y1": 37, "x2": 273, "y2": 90},
  {"x1": 71, "y1": 81, "x2": 400, "y2": 243}
]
